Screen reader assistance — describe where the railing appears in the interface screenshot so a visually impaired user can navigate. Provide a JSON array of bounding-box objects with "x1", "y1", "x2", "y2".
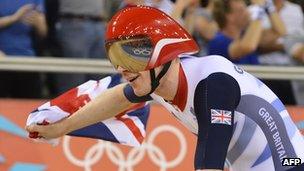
[{"x1": 0, "y1": 56, "x2": 304, "y2": 80}]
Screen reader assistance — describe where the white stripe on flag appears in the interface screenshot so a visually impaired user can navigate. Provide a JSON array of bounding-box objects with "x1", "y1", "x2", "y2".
[
  {"x1": 128, "y1": 116, "x2": 146, "y2": 138},
  {"x1": 103, "y1": 119, "x2": 141, "y2": 146},
  {"x1": 77, "y1": 76, "x2": 112, "y2": 99}
]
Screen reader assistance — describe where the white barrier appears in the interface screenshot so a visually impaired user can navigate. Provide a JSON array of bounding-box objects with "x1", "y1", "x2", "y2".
[{"x1": 1, "y1": 56, "x2": 304, "y2": 80}]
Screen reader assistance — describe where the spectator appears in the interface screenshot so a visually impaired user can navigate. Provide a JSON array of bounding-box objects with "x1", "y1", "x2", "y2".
[
  {"x1": 276, "y1": 0, "x2": 304, "y2": 62},
  {"x1": 257, "y1": 0, "x2": 303, "y2": 105},
  {"x1": 0, "y1": 1, "x2": 47, "y2": 98},
  {"x1": 53, "y1": 0, "x2": 110, "y2": 95},
  {"x1": 177, "y1": 0, "x2": 218, "y2": 56},
  {"x1": 208, "y1": 0, "x2": 296, "y2": 105},
  {"x1": 208, "y1": 0, "x2": 285, "y2": 65},
  {"x1": 257, "y1": 0, "x2": 300, "y2": 65}
]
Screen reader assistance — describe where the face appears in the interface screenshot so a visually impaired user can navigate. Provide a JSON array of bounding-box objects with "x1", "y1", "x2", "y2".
[
  {"x1": 228, "y1": 0, "x2": 250, "y2": 29},
  {"x1": 118, "y1": 66, "x2": 161, "y2": 96}
]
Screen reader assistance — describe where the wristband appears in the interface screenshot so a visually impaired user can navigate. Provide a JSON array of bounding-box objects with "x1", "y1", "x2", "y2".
[
  {"x1": 249, "y1": 5, "x2": 266, "y2": 21},
  {"x1": 264, "y1": 0, "x2": 276, "y2": 14},
  {"x1": 123, "y1": 84, "x2": 152, "y2": 103}
]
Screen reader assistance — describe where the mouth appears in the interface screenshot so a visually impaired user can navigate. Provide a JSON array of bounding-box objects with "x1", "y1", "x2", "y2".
[{"x1": 129, "y1": 75, "x2": 139, "y2": 82}]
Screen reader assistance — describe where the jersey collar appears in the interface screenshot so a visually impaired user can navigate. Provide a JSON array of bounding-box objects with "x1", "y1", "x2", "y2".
[{"x1": 171, "y1": 64, "x2": 188, "y2": 111}]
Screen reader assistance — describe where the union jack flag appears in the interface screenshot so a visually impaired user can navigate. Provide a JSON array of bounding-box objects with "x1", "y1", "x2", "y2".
[
  {"x1": 211, "y1": 109, "x2": 232, "y2": 125},
  {"x1": 26, "y1": 74, "x2": 150, "y2": 147}
]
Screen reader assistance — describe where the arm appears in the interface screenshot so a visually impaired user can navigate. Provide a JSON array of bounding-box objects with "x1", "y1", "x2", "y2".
[
  {"x1": 257, "y1": 29, "x2": 284, "y2": 54},
  {"x1": 22, "y1": 10, "x2": 48, "y2": 38},
  {"x1": 0, "y1": 4, "x2": 33, "y2": 28},
  {"x1": 228, "y1": 5, "x2": 265, "y2": 59},
  {"x1": 265, "y1": 0, "x2": 286, "y2": 36},
  {"x1": 194, "y1": 15, "x2": 218, "y2": 41},
  {"x1": 229, "y1": 20, "x2": 263, "y2": 59},
  {"x1": 255, "y1": 0, "x2": 286, "y2": 54},
  {"x1": 0, "y1": 16, "x2": 18, "y2": 28},
  {"x1": 267, "y1": 12, "x2": 286, "y2": 36},
  {"x1": 26, "y1": 83, "x2": 135, "y2": 139},
  {"x1": 193, "y1": 73, "x2": 240, "y2": 170}
]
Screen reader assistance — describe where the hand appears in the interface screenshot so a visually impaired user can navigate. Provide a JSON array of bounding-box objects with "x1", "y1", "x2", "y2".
[
  {"x1": 25, "y1": 119, "x2": 68, "y2": 140},
  {"x1": 12, "y1": 4, "x2": 34, "y2": 22},
  {"x1": 21, "y1": 10, "x2": 44, "y2": 28}
]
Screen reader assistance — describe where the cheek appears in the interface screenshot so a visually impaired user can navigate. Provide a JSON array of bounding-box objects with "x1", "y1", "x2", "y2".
[
  {"x1": 132, "y1": 76, "x2": 151, "y2": 96},
  {"x1": 135, "y1": 76, "x2": 150, "y2": 88}
]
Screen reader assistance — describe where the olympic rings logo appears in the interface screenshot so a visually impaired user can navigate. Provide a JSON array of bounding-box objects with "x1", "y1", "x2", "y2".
[
  {"x1": 63, "y1": 125, "x2": 187, "y2": 171},
  {"x1": 132, "y1": 47, "x2": 152, "y2": 56}
]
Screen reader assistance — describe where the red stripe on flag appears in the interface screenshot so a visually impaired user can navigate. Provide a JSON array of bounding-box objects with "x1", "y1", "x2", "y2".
[
  {"x1": 50, "y1": 88, "x2": 91, "y2": 114},
  {"x1": 116, "y1": 116, "x2": 144, "y2": 144},
  {"x1": 116, "y1": 102, "x2": 146, "y2": 118}
]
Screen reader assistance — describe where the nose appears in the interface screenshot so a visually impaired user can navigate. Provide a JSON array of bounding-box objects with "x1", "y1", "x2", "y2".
[{"x1": 117, "y1": 66, "x2": 127, "y2": 73}]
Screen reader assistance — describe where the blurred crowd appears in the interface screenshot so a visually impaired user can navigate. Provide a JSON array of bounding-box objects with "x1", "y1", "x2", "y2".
[{"x1": 0, "y1": 0, "x2": 304, "y2": 105}]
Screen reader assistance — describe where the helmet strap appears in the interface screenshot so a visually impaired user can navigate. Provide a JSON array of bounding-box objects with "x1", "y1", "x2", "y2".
[{"x1": 148, "y1": 61, "x2": 172, "y2": 94}]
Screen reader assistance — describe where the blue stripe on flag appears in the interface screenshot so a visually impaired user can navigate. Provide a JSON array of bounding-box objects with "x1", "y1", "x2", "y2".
[
  {"x1": 68, "y1": 104, "x2": 150, "y2": 144},
  {"x1": 68, "y1": 122, "x2": 119, "y2": 143},
  {"x1": 127, "y1": 105, "x2": 150, "y2": 129},
  {"x1": 107, "y1": 74, "x2": 122, "y2": 88}
]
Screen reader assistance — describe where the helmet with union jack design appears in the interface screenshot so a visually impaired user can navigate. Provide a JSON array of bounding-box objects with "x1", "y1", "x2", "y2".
[{"x1": 105, "y1": 5, "x2": 199, "y2": 73}]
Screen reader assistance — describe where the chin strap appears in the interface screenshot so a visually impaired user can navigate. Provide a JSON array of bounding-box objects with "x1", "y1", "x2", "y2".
[
  {"x1": 148, "y1": 61, "x2": 172, "y2": 95},
  {"x1": 123, "y1": 61, "x2": 172, "y2": 103}
]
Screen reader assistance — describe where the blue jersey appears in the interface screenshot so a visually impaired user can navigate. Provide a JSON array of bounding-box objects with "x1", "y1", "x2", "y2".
[
  {"x1": 151, "y1": 55, "x2": 304, "y2": 170},
  {"x1": 0, "y1": 0, "x2": 45, "y2": 56},
  {"x1": 208, "y1": 32, "x2": 259, "y2": 65}
]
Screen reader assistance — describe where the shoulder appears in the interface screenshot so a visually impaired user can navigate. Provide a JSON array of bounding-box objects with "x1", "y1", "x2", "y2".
[
  {"x1": 282, "y1": 2, "x2": 303, "y2": 15},
  {"x1": 194, "y1": 72, "x2": 241, "y2": 101},
  {"x1": 181, "y1": 55, "x2": 230, "y2": 64},
  {"x1": 285, "y1": 1, "x2": 302, "y2": 9},
  {"x1": 180, "y1": 55, "x2": 235, "y2": 80}
]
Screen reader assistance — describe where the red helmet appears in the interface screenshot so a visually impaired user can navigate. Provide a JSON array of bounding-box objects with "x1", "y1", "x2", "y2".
[{"x1": 105, "y1": 5, "x2": 199, "y2": 72}]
